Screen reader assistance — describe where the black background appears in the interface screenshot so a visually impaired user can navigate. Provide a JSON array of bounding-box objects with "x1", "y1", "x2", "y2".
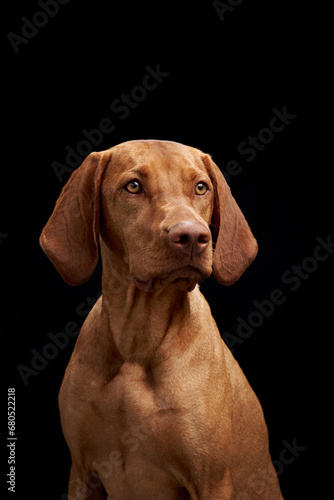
[{"x1": 2, "y1": 1, "x2": 333, "y2": 498}]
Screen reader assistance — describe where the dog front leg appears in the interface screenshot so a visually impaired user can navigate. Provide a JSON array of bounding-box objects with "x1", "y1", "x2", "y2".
[{"x1": 67, "y1": 465, "x2": 107, "y2": 500}]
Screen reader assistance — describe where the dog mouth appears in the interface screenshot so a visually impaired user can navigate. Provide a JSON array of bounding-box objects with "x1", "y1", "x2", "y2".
[{"x1": 133, "y1": 265, "x2": 209, "y2": 292}]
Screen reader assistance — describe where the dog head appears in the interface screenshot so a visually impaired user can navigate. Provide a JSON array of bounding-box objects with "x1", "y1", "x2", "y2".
[{"x1": 40, "y1": 140, "x2": 257, "y2": 291}]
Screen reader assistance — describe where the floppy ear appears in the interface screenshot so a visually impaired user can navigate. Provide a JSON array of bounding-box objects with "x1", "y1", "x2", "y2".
[
  {"x1": 40, "y1": 151, "x2": 111, "y2": 286},
  {"x1": 203, "y1": 154, "x2": 258, "y2": 285}
]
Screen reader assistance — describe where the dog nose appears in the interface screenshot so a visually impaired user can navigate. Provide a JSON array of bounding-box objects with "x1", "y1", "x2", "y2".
[{"x1": 168, "y1": 221, "x2": 211, "y2": 256}]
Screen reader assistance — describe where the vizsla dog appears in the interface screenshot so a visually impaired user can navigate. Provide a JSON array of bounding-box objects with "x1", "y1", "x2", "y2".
[{"x1": 40, "y1": 140, "x2": 283, "y2": 499}]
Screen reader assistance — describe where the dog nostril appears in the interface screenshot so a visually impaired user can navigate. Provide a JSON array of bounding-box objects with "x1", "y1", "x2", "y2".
[
  {"x1": 178, "y1": 234, "x2": 189, "y2": 245},
  {"x1": 198, "y1": 233, "x2": 210, "y2": 244}
]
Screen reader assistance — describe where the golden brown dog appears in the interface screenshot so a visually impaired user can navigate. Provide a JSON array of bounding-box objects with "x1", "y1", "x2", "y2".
[{"x1": 40, "y1": 140, "x2": 284, "y2": 499}]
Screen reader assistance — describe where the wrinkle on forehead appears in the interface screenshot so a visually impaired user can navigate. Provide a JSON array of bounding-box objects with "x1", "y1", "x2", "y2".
[{"x1": 104, "y1": 140, "x2": 208, "y2": 190}]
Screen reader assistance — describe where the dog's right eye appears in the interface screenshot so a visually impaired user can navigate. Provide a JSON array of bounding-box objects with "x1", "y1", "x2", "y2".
[{"x1": 124, "y1": 180, "x2": 142, "y2": 194}]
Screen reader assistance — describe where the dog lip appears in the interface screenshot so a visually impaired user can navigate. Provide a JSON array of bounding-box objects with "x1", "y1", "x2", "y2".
[
  {"x1": 134, "y1": 277, "x2": 154, "y2": 292},
  {"x1": 159, "y1": 265, "x2": 202, "y2": 280},
  {"x1": 133, "y1": 265, "x2": 210, "y2": 292},
  {"x1": 156, "y1": 264, "x2": 212, "y2": 286}
]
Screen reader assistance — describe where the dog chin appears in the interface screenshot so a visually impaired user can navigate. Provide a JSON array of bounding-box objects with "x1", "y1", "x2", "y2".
[{"x1": 134, "y1": 266, "x2": 211, "y2": 292}]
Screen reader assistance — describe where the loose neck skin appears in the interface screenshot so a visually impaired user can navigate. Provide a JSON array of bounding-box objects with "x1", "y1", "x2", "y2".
[{"x1": 99, "y1": 241, "x2": 189, "y2": 366}]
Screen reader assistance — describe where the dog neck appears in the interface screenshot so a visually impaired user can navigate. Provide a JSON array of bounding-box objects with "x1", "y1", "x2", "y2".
[{"x1": 99, "y1": 243, "x2": 190, "y2": 365}]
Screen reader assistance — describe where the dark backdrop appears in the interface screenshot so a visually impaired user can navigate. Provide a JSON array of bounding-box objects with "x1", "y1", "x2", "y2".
[{"x1": 2, "y1": 1, "x2": 332, "y2": 498}]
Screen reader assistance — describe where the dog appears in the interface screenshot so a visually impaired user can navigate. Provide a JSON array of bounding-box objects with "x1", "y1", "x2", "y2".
[{"x1": 40, "y1": 140, "x2": 284, "y2": 499}]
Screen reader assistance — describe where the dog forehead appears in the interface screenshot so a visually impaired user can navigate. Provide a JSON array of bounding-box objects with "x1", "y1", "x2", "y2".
[{"x1": 106, "y1": 140, "x2": 207, "y2": 179}]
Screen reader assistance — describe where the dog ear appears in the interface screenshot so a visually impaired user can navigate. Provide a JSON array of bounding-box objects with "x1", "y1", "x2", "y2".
[
  {"x1": 202, "y1": 154, "x2": 258, "y2": 285},
  {"x1": 40, "y1": 151, "x2": 111, "y2": 286}
]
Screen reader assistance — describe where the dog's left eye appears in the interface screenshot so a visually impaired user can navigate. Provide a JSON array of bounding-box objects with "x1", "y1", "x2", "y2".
[
  {"x1": 195, "y1": 182, "x2": 208, "y2": 195},
  {"x1": 124, "y1": 180, "x2": 142, "y2": 194}
]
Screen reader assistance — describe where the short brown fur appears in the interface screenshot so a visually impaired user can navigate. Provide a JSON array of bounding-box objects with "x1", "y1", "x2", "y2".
[{"x1": 40, "y1": 140, "x2": 283, "y2": 499}]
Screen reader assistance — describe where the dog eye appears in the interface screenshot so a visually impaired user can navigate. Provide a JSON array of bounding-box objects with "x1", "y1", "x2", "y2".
[
  {"x1": 195, "y1": 182, "x2": 208, "y2": 195},
  {"x1": 124, "y1": 180, "x2": 142, "y2": 194}
]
